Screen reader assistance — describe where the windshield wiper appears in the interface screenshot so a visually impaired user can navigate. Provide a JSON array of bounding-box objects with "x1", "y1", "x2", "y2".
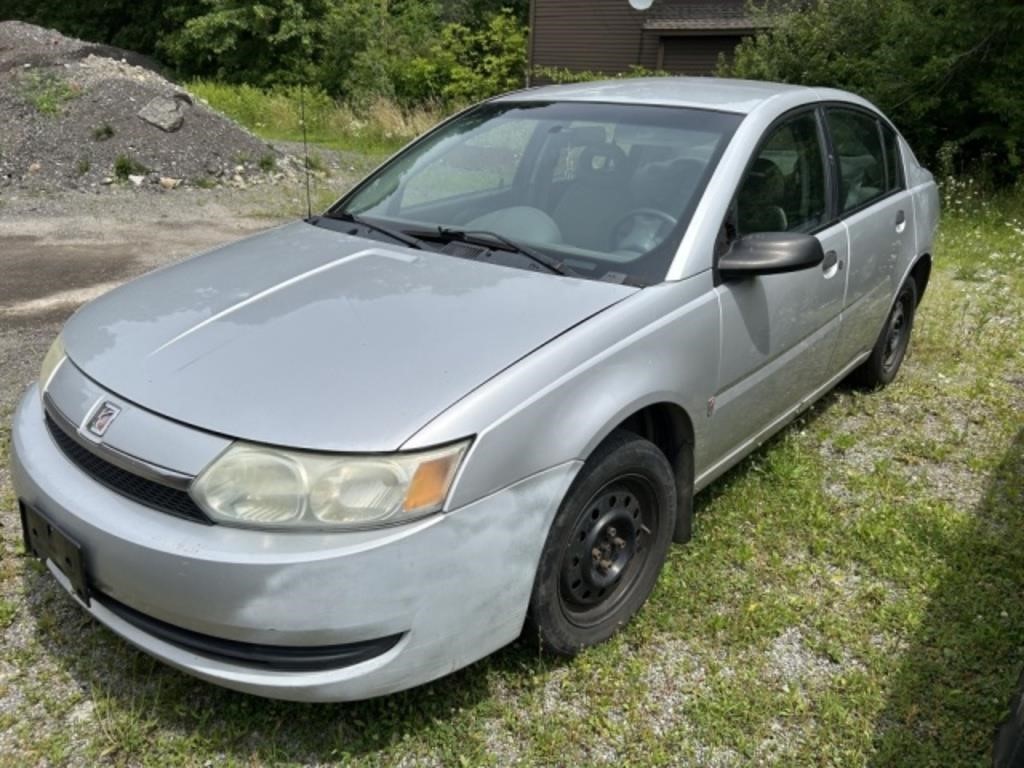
[
  {"x1": 324, "y1": 211, "x2": 426, "y2": 251},
  {"x1": 436, "y1": 227, "x2": 579, "y2": 277}
]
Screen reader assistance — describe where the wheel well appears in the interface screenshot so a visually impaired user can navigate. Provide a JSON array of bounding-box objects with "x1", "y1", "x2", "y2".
[
  {"x1": 613, "y1": 402, "x2": 695, "y2": 542},
  {"x1": 910, "y1": 255, "x2": 931, "y2": 306}
]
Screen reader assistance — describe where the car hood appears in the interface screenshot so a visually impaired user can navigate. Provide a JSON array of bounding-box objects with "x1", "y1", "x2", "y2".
[{"x1": 62, "y1": 222, "x2": 636, "y2": 451}]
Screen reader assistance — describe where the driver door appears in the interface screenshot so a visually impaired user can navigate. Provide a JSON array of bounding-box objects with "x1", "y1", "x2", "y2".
[{"x1": 707, "y1": 109, "x2": 849, "y2": 464}]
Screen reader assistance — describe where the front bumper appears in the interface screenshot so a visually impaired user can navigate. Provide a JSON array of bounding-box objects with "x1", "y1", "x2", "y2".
[{"x1": 11, "y1": 386, "x2": 578, "y2": 701}]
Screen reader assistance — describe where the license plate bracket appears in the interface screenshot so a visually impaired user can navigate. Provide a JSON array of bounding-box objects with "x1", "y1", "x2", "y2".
[{"x1": 20, "y1": 503, "x2": 90, "y2": 605}]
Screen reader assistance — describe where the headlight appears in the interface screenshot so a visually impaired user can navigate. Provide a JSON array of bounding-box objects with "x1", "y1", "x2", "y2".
[
  {"x1": 38, "y1": 335, "x2": 65, "y2": 393},
  {"x1": 190, "y1": 440, "x2": 470, "y2": 530}
]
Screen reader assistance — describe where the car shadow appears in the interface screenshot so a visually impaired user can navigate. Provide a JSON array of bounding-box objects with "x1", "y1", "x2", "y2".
[
  {"x1": 865, "y1": 427, "x2": 1024, "y2": 764},
  {"x1": 21, "y1": 560, "x2": 568, "y2": 762}
]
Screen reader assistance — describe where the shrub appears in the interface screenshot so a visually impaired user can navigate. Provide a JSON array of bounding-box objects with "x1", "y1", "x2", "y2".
[
  {"x1": 397, "y1": 9, "x2": 528, "y2": 107},
  {"x1": 531, "y1": 65, "x2": 669, "y2": 85}
]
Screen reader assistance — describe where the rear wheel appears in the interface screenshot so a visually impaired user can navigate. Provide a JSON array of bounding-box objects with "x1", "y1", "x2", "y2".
[
  {"x1": 524, "y1": 430, "x2": 676, "y2": 655},
  {"x1": 851, "y1": 278, "x2": 918, "y2": 389}
]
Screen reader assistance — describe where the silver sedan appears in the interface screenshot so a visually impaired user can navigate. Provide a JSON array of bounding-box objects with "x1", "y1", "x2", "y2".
[{"x1": 11, "y1": 77, "x2": 939, "y2": 701}]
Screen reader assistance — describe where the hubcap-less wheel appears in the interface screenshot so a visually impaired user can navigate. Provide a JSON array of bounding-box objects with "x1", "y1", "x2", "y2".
[
  {"x1": 882, "y1": 298, "x2": 909, "y2": 373},
  {"x1": 559, "y1": 475, "x2": 658, "y2": 627},
  {"x1": 524, "y1": 430, "x2": 678, "y2": 656},
  {"x1": 850, "y1": 277, "x2": 918, "y2": 390}
]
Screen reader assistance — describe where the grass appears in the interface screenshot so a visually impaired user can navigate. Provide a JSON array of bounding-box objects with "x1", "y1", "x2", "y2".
[
  {"x1": 0, "y1": 186, "x2": 1022, "y2": 766},
  {"x1": 187, "y1": 81, "x2": 440, "y2": 156},
  {"x1": 17, "y1": 70, "x2": 79, "y2": 116}
]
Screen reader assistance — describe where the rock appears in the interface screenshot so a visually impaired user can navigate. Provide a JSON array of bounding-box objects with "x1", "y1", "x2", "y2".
[
  {"x1": 101, "y1": 177, "x2": 114, "y2": 185},
  {"x1": 128, "y1": 174, "x2": 145, "y2": 186},
  {"x1": 27, "y1": 162, "x2": 41, "y2": 173},
  {"x1": 158, "y1": 176, "x2": 181, "y2": 190},
  {"x1": 138, "y1": 96, "x2": 185, "y2": 132}
]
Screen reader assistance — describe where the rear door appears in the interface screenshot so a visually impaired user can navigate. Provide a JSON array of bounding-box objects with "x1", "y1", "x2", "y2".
[
  {"x1": 824, "y1": 107, "x2": 917, "y2": 373},
  {"x1": 707, "y1": 108, "x2": 848, "y2": 464}
]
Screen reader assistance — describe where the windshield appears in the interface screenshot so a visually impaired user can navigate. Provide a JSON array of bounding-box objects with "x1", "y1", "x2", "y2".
[{"x1": 330, "y1": 101, "x2": 742, "y2": 284}]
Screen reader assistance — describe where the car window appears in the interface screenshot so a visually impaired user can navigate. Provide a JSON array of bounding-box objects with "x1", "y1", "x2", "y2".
[
  {"x1": 735, "y1": 111, "x2": 827, "y2": 236},
  {"x1": 882, "y1": 122, "x2": 904, "y2": 192},
  {"x1": 401, "y1": 119, "x2": 534, "y2": 208},
  {"x1": 827, "y1": 108, "x2": 888, "y2": 213}
]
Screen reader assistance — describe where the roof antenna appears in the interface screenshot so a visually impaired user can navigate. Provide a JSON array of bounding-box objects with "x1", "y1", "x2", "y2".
[{"x1": 300, "y1": 84, "x2": 313, "y2": 221}]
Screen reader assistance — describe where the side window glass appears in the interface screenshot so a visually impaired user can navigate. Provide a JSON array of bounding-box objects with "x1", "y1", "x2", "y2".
[
  {"x1": 827, "y1": 109, "x2": 887, "y2": 213},
  {"x1": 735, "y1": 112, "x2": 826, "y2": 236},
  {"x1": 882, "y1": 124, "x2": 904, "y2": 192}
]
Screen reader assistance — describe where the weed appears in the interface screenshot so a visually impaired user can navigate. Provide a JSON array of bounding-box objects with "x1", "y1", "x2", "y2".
[
  {"x1": 76, "y1": 157, "x2": 91, "y2": 176},
  {"x1": 113, "y1": 154, "x2": 149, "y2": 180},
  {"x1": 305, "y1": 152, "x2": 326, "y2": 173},
  {"x1": 92, "y1": 123, "x2": 115, "y2": 141},
  {"x1": 18, "y1": 70, "x2": 78, "y2": 115},
  {"x1": 258, "y1": 152, "x2": 277, "y2": 172}
]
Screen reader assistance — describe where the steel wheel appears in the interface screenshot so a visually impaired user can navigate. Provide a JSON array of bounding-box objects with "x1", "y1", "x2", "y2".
[
  {"x1": 524, "y1": 430, "x2": 677, "y2": 655},
  {"x1": 558, "y1": 475, "x2": 658, "y2": 627}
]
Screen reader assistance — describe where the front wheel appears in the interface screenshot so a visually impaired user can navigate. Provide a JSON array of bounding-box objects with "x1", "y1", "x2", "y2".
[
  {"x1": 851, "y1": 277, "x2": 918, "y2": 389},
  {"x1": 524, "y1": 430, "x2": 676, "y2": 655}
]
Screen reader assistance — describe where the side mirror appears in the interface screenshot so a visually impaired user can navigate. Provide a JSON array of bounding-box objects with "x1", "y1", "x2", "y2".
[{"x1": 718, "y1": 232, "x2": 824, "y2": 280}]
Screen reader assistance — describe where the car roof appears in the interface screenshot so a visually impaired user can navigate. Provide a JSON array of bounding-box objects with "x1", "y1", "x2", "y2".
[{"x1": 495, "y1": 77, "x2": 823, "y2": 115}]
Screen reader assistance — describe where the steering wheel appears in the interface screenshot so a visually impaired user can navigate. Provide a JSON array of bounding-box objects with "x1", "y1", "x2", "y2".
[{"x1": 610, "y1": 208, "x2": 679, "y2": 253}]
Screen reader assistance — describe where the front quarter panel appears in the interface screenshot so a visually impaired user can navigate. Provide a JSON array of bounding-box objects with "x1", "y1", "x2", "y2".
[{"x1": 406, "y1": 274, "x2": 721, "y2": 510}]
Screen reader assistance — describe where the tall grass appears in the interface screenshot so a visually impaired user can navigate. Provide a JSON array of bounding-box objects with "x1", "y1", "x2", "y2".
[{"x1": 187, "y1": 81, "x2": 444, "y2": 155}]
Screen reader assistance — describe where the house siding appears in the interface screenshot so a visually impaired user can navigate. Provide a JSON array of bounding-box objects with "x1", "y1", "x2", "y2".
[
  {"x1": 530, "y1": 0, "x2": 747, "y2": 78},
  {"x1": 658, "y1": 35, "x2": 739, "y2": 75},
  {"x1": 530, "y1": 0, "x2": 659, "y2": 75}
]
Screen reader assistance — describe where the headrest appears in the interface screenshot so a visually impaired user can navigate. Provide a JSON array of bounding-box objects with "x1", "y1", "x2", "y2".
[{"x1": 577, "y1": 143, "x2": 629, "y2": 186}]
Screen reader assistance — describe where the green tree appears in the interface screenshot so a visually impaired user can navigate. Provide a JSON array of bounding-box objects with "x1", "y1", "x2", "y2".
[
  {"x1": 723, "y1": 0, "x2": 1024, "y2": 176},
  {"x1": 0, "y1": 0, "x2": 204, "y2": 56},
  {"x1": 160, "y1": 0, "x2": 340, "y2": 86},
  {"x1": 398, "y1": 8, "x2": 527, "y2": 106}
]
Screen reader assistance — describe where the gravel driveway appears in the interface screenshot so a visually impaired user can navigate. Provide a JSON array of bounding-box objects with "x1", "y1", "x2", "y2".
[{"x1": 0, "y1": 186, "x2": 302, "y2": 419}]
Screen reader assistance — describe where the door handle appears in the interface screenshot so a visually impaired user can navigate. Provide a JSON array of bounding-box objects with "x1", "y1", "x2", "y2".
[
  {"x1": 822, "y1": 250, "x2": 838, "y2": 270},
  {"x1": 895, "y1": 210, "x2": 907, "y2": 233}
]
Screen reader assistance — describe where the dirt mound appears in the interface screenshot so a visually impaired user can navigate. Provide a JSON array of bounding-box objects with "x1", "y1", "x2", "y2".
[{"x1": 0, "y1": 21, "x2": 296, "y2": 192}]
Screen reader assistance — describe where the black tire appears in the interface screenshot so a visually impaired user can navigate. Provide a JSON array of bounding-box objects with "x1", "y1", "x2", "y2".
[
  {"x1": 524, "y1": 429, "x2": 676, "y2": 656},
  {"x1": 850, "y1": 277, "x2": 918, "y2": 389}
]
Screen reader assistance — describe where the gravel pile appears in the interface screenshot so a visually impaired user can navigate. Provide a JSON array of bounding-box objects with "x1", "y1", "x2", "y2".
[{"x1": 0, "y1": 21, "x2": 298, "y2": 192}]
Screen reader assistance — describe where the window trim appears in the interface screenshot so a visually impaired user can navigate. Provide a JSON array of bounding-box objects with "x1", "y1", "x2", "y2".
[
  {"x1": 878, "y1": 119, "x2": 905, "y2": 194},
  {"x1": 821, "y1": 102, "x2": 906, "y2": 220}
]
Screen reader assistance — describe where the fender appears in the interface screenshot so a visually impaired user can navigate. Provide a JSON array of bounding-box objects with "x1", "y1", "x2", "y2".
[{"x1": 405, "y1": 275, "x2": 722, "y2": 511}]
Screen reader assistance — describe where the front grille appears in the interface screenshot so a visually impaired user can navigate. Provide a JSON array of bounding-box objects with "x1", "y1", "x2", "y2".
[
  {"x1": 44, "y1": 413, "x2": 211, "y2": 524},
  {"x1": 97, "y1": 592, "x2": 404, "y2": 671}
]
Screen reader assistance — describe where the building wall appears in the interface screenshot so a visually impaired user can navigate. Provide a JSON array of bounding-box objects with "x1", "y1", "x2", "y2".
[
  {"x1": 658, "y1": 34, "x2": 739, "y2": 74},
  {"x1": 530, "y1": 0, "x2": 744, "y2": 78},
  {"x1": 530, "y1": 0, "x2": 658, "y2": 74}
]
